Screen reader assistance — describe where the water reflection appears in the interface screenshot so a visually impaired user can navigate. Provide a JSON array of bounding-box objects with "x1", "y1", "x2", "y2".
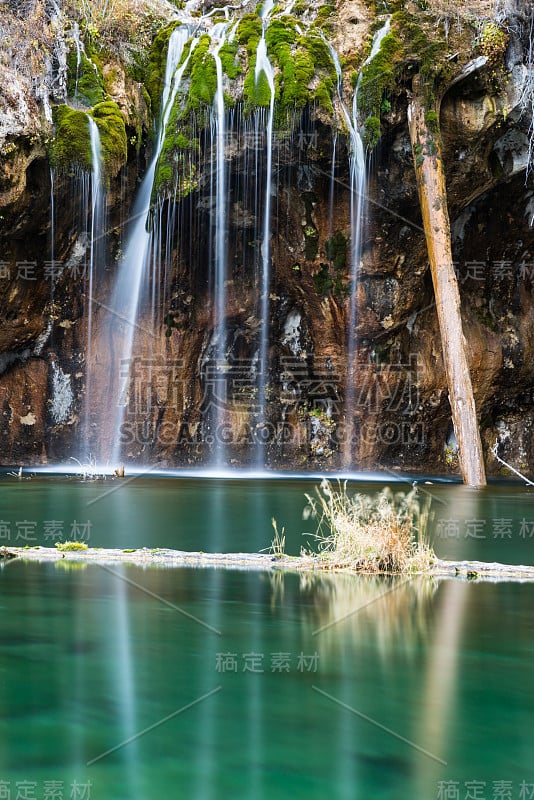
[
  {"x1": 108, "y1": 566, "x2": 141, "y2": 797},
  {"x1": 297, "y1": 572, "x2": 437, "y2": 658},
  {"x1": 3, "y1": 512, "x2": 534, "y2": 798}
]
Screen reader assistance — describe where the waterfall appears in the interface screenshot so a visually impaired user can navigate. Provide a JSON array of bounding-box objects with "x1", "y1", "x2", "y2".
[
  {"x1": 210, "y1": 23, "x2": 230, "y2": 466},
  {"x1": 83, "y1": 115, "x2": 104, "y2": 450},
  {"x1": 255, "y1": 2, "x2": 275, "y2": 466},
  {"x1": 72, "y1": 21, "x2": 82, "y2": 106},
  {"x1": 73, "y1": 6, "x2": 394, "y2": 470},
  {"x1": 326, "y1": 19, "x2": 391, "y2": 467},
  {"x1": 49, "y1": 167, "x2": 55, "y2": 298},
  {"x1": 105, "y1": 26, "x2": 194, "y2": 465},
  {"x1": 324, "y1": 38, "x2": 365, "y2": 466},
  {"x1": 328, "y1": 133, "x2": 337, "y2": 239}
]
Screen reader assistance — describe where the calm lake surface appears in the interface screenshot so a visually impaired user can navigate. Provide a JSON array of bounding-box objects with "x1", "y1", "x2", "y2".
[{"x1": 1, "y1": 474, "x2": 534, "y2": 798}]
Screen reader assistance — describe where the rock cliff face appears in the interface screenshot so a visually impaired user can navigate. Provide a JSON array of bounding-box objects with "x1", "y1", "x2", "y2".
[{"x1": 1, "y1": 0, "x2": 534, "y2": 475}]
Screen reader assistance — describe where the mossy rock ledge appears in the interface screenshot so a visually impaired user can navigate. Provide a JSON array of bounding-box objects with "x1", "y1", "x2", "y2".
[{"x1": 51, "y1": 101, "x2": 127, "y2": 179}]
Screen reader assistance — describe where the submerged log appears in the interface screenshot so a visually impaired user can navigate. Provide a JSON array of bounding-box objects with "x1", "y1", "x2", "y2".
[
  {"x1": 7, "y1": 546, "x2": 534, "y2": 582},
  {"x1": 407, "y1": 77, "x2": 486, "y2": 487}
]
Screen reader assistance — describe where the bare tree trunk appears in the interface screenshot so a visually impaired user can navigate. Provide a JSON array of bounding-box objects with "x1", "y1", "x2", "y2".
[{"x1": 407, "y1": 77, "x2": 486, "y2": 487}]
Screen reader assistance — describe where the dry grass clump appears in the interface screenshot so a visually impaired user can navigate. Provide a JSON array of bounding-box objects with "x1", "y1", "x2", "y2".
[
  {"x1": 64, "y1": 0, "x2": 173, "y2": 61},
  {"x1": 303, "y1": 480, "x2": 435, "y2": 574},
  {"x1": 0, "y1": 1, "x2": 59, "y2": 84}
]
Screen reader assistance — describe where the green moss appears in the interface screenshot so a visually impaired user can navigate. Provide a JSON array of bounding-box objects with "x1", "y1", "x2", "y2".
[
  {"x1": 270, "y1": 40, "x2": 311, "y2": 111},
  {"x1": 237, "y1": 14, "x2": 263, "y2": 55},
  {"x1": 146, "y1": 21, "x2": 182, "y2": 118},
  {"x1": 51, "y1": 105, "x2": 92, "y2": 172},
  {"x1": 313, "y1": 79, "x2": 335, "y2": 115},
  {"x1": 304, "y1": 225, "x2": 319, "y2": 259},
  {"x1": 477, "y1": 21, "x2": 508, "y2": 64},
  {"x1": 313, "y1": 262, "x2": 333, "y2": 296},
  {"x1": 91, "y1": 101, "x2": 128, "y2": 178},
  {"x1": 291, "y1": 0, "x2": 307, "y2": 14},
  {"x1": 290, "y1": 50, "x2": 314, "y2": 105},
  {"x1": 55, "y1": 541, "x2": 88, "y2": 552},
  {"x1": 265, "y1": 17, "x2": 297, "y2": 49},
  {"x1": 325, "y1": 231, "x2": 347, "y2": 272},
  {"x1": 425, "y1": 109, "x2": 439, "y2": 133},
  {"x1": 153, "y1": 96, "x2": 199, "y2": 197},
  {"x1": 219, "y1": 40, "x2": 240, "y2": 79},
  {"x1": 314, "y1": 3, "x2": 336, "y2": 30},
  {"x1": 362, "y1": 115, "x2": 381, "y2": 149},
  {"x1": 299, "y1": 32, "x2": 334, "y2": 72},
  {"x1": 244, "y1": 64, "x2": 273, "y2": 110},
  {"x1": 67, "y1": 47, "x2": 105, "y2": 107},
  {"x1": 392, "y1": 10, "x2": 447, "y2": 89},
  {"x1": 357, "y1": 31, "x2": 402, "y2": 118},
  {"x1": 186, "y1": 35, "x2": 217, "y2": 109}
]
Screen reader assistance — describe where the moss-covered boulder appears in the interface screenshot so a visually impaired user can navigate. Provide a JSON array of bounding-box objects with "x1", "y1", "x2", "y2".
[
  {"x1": 51, "y1": 105, "x2": 92, "y2": 172},
  {"x1": 91, "y1": 101, "x2": 128, "y2": 179},
  {"x1": 51, "y1": 101, "x2": 127, "y2": 179}
]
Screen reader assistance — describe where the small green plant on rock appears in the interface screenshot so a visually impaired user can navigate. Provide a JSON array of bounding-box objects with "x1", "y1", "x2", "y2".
[
  {"x1": 262, "y1": 518, "x2": 286, "y2": 558},
  {"x1": 55, "y1": 541, "x2": 89, "y2": 552},
  {"x1": 477, "y1": 22, "x2": 509, "y2": 66}
]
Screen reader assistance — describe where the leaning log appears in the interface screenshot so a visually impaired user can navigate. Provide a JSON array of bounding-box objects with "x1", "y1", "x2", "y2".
[{"x1": 407, "y1": 77, "x2": 486, "y2": 487}]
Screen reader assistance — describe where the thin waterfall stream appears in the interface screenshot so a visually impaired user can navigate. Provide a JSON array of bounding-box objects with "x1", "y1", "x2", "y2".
[
  {"x1": 104, "y1": 26, "x2": 195, "y2": 465},
  {"x1": 211, "y1": 22, "x2": 230, "y2": 466},
  {"x1": 255, "y1": 0, "x2": 276, "y2": 466},
  {"x1": 84, "y1": 115, "x2": 104, "y2": 449},
  {"x1": 326, "y1": 18, "x2": 391, "y2": 467}
]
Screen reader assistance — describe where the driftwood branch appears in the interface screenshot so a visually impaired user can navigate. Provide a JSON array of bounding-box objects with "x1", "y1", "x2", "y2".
[{"x1": 491, "y1": 442, "x2": 534, "y2": 485}]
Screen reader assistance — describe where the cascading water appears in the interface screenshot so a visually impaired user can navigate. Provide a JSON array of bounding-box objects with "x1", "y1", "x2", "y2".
[
  {"x1": 324, "y1": 37, "x2": 365, "y2": 466},
  {"x1": 72, "y1": 21, "x2": 82, "y2": 106},
  {"x1": 210, "y1": 22, "x2": 230, "y2": 466},
  {"x1": 76, "y1": 5, "x2": 393, "y2": 471},
  {"x1": 326, "y1": 19, "x2": 391, "y2": 467},
  {"x1": 49, "y1": 167, "x2": 55, "y2": 297},
  {"x1": 255, "y1": 0, "x2": 276, "y2": 466},
  {"x1": 102, "y1": 26, "x2": 194, "y2": 465},
  {"x1": 83, "y1": 115, "x2": 104, "y2": 448}
]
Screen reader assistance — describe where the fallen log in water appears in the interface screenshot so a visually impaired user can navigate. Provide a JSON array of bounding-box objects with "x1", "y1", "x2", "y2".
[
  {"x1": 407, "y1": 74, "x2": 486, "y2": 487},
  {"x1": 5, "y1": 546, "x2": 534, "y2": 582}
]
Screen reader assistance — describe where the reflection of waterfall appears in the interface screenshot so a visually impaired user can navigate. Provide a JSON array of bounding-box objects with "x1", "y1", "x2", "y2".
[
  {"x1": 104, "y1": 27, "x2": 194, "y2": 464},
  {"x1": 112, "y1": 566, "x2": 142, "y2": 800}
]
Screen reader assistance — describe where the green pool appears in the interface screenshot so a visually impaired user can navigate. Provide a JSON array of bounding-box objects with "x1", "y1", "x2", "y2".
[{"x1": 1, "y1": 476, "x2": 534, "y2": 798}]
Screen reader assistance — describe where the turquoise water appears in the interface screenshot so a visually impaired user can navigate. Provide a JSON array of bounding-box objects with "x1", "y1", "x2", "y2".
[
  {"x1": 2, "y1": 477, "x2": 534, "y2": 797},
  {"x1": 2, "y1": 474, "x2": 534, "y2": 563}
]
